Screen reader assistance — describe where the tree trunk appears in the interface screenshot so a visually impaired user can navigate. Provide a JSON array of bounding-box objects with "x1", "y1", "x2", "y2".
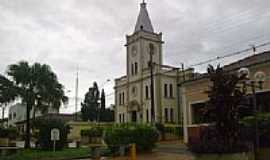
[
  {"x1": 25, "y1": 102, "x2": 31, "y2": 149},
  {"x1": 2, "y1": 106, "x2": 4, "y2": 120},
  {"x1": 32, "y1": 106, "x2": 36, "y2": 121},
  {"x1": 1, "y1": 106, "x2": 4, "y2": 127}
]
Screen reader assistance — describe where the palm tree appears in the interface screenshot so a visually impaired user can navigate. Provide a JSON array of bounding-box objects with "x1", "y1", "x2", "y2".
[
  {"x1": 0, "y1": 61, "x2": 68, "y2": 148},
  {"x1": 0, "y1": 76, "x2": 18, "y2": 124}
]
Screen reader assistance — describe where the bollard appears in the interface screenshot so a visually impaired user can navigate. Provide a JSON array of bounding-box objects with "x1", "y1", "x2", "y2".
[{"x1": 130, "y1": 143, "x2": 136, "y2": 160}]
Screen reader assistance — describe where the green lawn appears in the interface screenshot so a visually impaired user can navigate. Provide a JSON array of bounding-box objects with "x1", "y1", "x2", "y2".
[{"x1": 0, "y1": 148, "x2": 91, "y2": 160}]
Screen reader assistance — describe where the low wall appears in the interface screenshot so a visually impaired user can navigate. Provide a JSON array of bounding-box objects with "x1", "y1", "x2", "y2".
[
  {"x1": 187, "y1": 124, "x2": 208, "y2": 144},
  {"x1": 67, "y1": 121, "x2": 113, "y2": 141}
]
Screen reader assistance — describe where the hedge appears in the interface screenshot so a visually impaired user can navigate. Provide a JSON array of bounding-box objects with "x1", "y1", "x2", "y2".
[
  {"x1": 80, "y1": 127, "x2": 103, "y2": 137},
  {"x1": 104, "y1": 124, "x2": 159, "y2": 152},
  {"x1": 0, "y1": 127, "x2": 18, "y2": 139}
]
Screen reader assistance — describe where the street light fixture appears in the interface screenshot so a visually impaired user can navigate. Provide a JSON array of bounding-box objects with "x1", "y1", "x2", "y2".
[
  {"x1": 238, "y1": 68, "x2": 266, "y2": 160},
  {"x1": 100, "y1": 79, "x2": 111, "y2": 88}
]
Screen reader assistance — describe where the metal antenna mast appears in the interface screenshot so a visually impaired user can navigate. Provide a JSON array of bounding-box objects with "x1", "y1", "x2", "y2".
[{"x1": 75, "y1": 67, "x2": 79, "y2": 121}]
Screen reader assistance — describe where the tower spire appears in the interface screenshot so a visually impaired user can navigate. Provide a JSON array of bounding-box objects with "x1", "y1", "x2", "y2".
[{"x1": 134, "y1": 0, "x2": 154, "y2": 33}]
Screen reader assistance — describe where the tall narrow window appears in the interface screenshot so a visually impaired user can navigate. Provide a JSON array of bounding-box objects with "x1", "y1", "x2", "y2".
[
  {"x1": 119, "y1": 93, "x2": 122, "y2": 105},
  {"x1": 169, "y1": 84, "x2": 173, "y2": 98},
  {"x1": 146, "y1": 109, "x2": 149, "y2": 123},
  {"x1": 165, "y1": 108, "x2": 168, "y2": 122},
  {"x1": 164, "y1": 84, "x2": 168, "y2": 98},
  {"x1": 145, "y1": 86, "x2": 149, "y2": 99},
  {"x1": 119, "y1": 114, "x2": 121, "y2": 123},
  {"x1": 170, "y1": 108, "x2": 174, "y2": 123},
  {"x1": 123, "y1": 114, "x2": 125, "y2": 123},
  {"x1": 135, "y1": 62, "x2": 138, "y2": 74},
  {"x1": 122, "y1": 92, "x2": 125, "y2": 105},
  {"x1": 131, "y1": 64, "x2": 134, "y2": 75}
]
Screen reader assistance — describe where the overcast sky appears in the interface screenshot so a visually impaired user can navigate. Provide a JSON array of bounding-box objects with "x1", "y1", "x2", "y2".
[{"x1": 1, "y1": 0, "x2": 270, "y2": 114}]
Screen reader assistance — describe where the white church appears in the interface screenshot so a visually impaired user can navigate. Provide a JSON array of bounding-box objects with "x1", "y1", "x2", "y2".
[{"x1": 114, "y1": 1, "x2": 193, "y2": 124}]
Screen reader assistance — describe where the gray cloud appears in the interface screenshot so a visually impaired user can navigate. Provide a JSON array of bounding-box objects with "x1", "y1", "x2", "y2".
[{"x1": 1, "y1": 0, "x2": 270, "y2": 113}]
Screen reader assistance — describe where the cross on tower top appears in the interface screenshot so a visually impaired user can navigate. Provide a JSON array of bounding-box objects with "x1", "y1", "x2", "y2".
[{"x1": 134, "y1": 0, "x2": 153, "y2": 33}]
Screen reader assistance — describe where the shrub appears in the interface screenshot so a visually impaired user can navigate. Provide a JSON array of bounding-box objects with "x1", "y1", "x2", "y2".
[
  {"x1": 0, "y1": 127, "x2": 18, "y2": 139},
  {"x1": 81, "y1": 127, "x2": 103, "y2": 137},
  {"x1": 33, "y1": 118, "x2": 70, "y2": 150},
  {"x1": 104, "y1": 124, "x2": 159, "y2": 152}
]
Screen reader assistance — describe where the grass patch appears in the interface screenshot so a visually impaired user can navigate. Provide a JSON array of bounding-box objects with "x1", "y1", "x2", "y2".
[{"x1": 0, "y1": 148, "x2": 90, "y2": 160}]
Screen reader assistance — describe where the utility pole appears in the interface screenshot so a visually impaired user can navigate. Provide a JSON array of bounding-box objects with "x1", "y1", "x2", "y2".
[
  {"x1": 176, "y1": 63, "x2": 185, "y2": 125},
  {"x1": 181, "y1": 63, "x2": 185, "y2": 81},
  {"x1": 149, "y1": 44, "x2": 155, "y2": 123},
  {"x1": 75, "y1": 68, "x2": 79, "y2": 121}
]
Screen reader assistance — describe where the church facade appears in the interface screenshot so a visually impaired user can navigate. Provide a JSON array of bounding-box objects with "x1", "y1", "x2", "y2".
[{"x1": 114, "y1": 2, "x2": 192, "y2": 124}]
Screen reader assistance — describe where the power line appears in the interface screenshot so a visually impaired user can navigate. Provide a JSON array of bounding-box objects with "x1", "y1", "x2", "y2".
[
  {"x1": 188, "y1": 41, "x2": 270, "y2": 68},
  {"x1": 166, "y1": 8, "x2": 270, "y2": 62},
  {"x1": 167, "y1": 33, "x2": 270, "y2": 66}
]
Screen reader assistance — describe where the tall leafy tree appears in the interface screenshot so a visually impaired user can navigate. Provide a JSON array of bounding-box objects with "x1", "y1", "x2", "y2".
[
  {"x1": 99, "y1": 89, "x2": 114, "y2": 122},
  {"x1": 81, "y1": 82, "x2": 100, "y2": 121},
  {"x1": 100, "y1": 89, "x2": 105, "y2": 111},
  {"x1": 0, "y1": 61, "x2": 68, "y2": 148},
  {"x1": 0, "y1": 76, "x2": 18, "y2": 122},
  {"x1": 203, "y1": 65, "x2": 247, "y2": 151},
  {"x1": 100, "y1": 89, "x2": 106, "y2": 121}
]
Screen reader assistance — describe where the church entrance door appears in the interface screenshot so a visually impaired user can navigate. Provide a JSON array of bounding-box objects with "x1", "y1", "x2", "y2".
[{"x1": 131, "y1": 111, "x2": 137, "y2": 122}]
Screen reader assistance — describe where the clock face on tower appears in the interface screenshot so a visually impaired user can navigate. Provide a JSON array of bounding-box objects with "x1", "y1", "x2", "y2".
[{"x1": 131, "y1": 45, "x2": 137, "y2": 57}]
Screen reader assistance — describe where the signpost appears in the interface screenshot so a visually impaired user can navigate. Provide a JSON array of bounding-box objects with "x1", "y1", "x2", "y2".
[{"x1": 51, "y1": 128, "x2": 60, "y2": 152}]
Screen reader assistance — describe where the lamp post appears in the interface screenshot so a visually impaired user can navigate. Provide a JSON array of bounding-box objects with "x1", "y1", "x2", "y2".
[
  {"x1": 100, "y1": 79, "x2": 111, "y2": 89},
  {"x1": 238, "y1": 68, "x2": 266, "y2": 160}
]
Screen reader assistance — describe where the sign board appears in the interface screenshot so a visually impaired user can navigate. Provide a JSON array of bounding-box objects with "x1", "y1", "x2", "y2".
[{"x1": 51, "y1": 128, "x2": 60, "y2": 141}]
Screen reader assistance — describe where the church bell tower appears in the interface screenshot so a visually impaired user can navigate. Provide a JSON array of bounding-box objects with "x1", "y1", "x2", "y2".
[{"x1": 126, "y1": 1, "x2": 164, "y2": 79}]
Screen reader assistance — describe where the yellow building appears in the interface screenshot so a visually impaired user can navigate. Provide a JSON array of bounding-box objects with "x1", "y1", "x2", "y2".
[{"x1": 181, "y1": 51, "x2": 270, "y2": 143}]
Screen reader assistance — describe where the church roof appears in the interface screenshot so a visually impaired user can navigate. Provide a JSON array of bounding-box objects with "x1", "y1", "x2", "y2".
[{"x1": 134, "y1": 2, "x2": 154, "y2": 33}]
